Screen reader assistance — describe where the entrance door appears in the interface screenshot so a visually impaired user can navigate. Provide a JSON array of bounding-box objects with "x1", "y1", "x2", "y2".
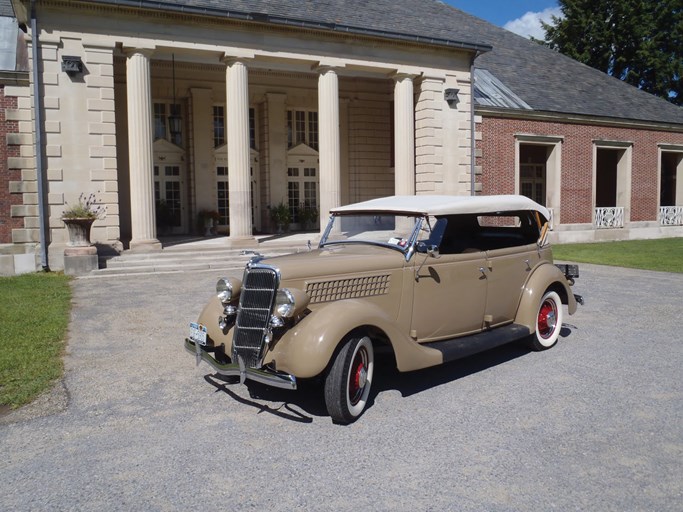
[
  {"x1": 520, "y1": 163, "x2": 546, "y2": 205},
  {"x1": 214, "y1": 146, "x2": 261, "y2": 232},
  {"x1": 154, "y1": 165, "x2": 186, "y2": 234},
  {"x1": 286, "y1": 144, "x2": 320, "y2": 230},
  {"x1": 153, "y1": 139, "x2": 187, "y2": 234}
]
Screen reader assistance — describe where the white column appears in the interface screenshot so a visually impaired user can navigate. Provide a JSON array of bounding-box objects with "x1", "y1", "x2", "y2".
[
  {"x1": 318, "y1": 66, "x2": 341, "y2": 231},
  {"x1": 394, "y1": 74, "x2": 415, "y2": 196},
  {"x1": 225, "y1": 58, "x2": 254, "y2": 243},
  {"x1": 125, "y1": 48, "x2": 161, "y2": 251}
]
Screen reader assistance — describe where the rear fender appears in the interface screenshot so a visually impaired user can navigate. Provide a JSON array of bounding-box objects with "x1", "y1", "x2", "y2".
[{"x1": 515, "y1": 262, "x2": 577, "y2": 331}]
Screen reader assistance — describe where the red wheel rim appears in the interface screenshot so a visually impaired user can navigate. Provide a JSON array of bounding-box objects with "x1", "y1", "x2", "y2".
[
  {"x1": 349, "y1": 346, "x2": 368, "y2": 406},
  {"x1": 538, "y1": 299, "x2": 558, "y2": 339}
]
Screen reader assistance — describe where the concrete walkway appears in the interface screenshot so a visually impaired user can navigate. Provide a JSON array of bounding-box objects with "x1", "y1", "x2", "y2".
[{"x1": 1, "y1": 264, "x2": 682, "y2": 511}]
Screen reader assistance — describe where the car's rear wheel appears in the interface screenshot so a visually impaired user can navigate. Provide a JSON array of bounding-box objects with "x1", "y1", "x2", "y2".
[
  {"x1": 529, "y1": 290, "x2": 563, "y2": 351},
  {"x1": 324, "y1": 336, "x2": 374, "y2": 424}
]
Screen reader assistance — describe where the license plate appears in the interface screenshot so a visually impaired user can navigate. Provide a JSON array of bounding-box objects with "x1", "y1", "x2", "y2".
[{"x1": 189, "y1": 322, "x2": 207, "y2": 346}]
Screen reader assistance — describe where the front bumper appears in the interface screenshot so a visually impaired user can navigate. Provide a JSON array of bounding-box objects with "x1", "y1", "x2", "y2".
[{"x1": 184, "y1": 338, "x2": 297, "y2": 390}]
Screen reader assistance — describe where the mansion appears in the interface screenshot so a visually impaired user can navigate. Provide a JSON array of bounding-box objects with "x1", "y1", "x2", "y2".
[{"x1": 0, "y1": 0, "x2": 682, "y2": 274}]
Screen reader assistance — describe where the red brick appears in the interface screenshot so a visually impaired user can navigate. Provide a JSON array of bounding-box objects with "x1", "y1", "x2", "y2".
[
  {"x1": 0, "y1": 85, "x2": 24, "y2": 243},
  {"x1": 478, "y1": 116, "x2": 683, "y2": 224}
]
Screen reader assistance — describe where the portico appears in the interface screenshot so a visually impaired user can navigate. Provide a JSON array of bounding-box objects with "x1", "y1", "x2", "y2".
[
  {"x1": 117, "y1": 44, "x2": 474, "y2": 250},
  {"x1": 5, "y1": 0, "x2": 484, "y2": 271}
]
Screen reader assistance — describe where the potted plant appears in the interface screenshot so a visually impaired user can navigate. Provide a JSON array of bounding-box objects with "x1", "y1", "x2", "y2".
[
  {"x1": 198, "y1": 210, "x2": 221, "y2": 236},
  {"x1": 299, "y1": 202, "x2": 319, "y2": 230},
  {"x1": 269, "y1": 202, "x2": 291, "y2": 234},
  {"x1": 62, "y1": 193, "x2": 104, "y2": 247}
]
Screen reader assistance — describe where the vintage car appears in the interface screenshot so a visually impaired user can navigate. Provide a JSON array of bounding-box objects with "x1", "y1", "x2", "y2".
[{"x1": 185, "y1": 195, "x2": 582, "y2": 423}]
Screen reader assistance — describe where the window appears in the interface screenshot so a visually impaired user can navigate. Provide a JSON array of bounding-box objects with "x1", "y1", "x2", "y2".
[
  {"x1": 154, "y1": 103, "x2": 167, "y2": 140},
  {"x1": 249, "y1": 107, "x2": 256, "y2": 150},
  {"x1": 213, "y1": 106, "x2": 225, "y2": 147},
  {"x1": 213, "y1": 106, "x2": 256, "y2": 149},
  {"x1": 287, "y1": 110, "x2": 319, "y2": 151},
  {"x1": 217, "y1": 166, "x2": 229, "y2": 226}
]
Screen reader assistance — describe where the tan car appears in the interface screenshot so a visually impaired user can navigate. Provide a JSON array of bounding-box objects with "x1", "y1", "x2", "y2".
[{"x1": 185, "y1": 195, "x2": 582, "y2": 423}]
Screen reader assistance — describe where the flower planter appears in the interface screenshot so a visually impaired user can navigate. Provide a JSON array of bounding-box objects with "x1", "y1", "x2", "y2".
[{"x1": 63, "y1": 217, "x2": 96, "y2": 247}]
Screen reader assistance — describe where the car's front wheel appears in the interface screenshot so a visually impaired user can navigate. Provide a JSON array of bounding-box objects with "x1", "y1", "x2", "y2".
[
  {"x1": 529, "y1": 289, "x2": 564, "y2": 351},
  {"x1": 324, "y1": 335, "x2": 374, "y2": 424}
]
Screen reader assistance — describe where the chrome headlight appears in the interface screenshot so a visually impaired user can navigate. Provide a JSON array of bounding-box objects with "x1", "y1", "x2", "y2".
[
  {"x1": 216, "y1": 277, "x2": 241, "y2": 305},
  {"x1": 275, "y1": 288, "x2": 310, "y2": 319}
]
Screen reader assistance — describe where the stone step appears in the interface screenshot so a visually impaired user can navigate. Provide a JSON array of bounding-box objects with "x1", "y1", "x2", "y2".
[
  {"x1": 93, "y1": 261, "x2": 248, "y2": 276},
  {"x1": 90, "y1": 245, "x2": 304, "y2": 277},
  {"x1": 101, "y1": 249, "x2": 293, "y2": 268}
]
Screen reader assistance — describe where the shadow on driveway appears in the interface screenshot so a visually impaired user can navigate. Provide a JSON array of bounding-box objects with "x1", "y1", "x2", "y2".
[{"x1": 200, "y1": 327, "x2": 575, "y2": 424}]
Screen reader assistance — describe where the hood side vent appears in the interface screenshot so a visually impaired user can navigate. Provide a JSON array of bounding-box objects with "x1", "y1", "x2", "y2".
[{"x1": 306, "y1": 274, "x2": 390, "y2": 303}]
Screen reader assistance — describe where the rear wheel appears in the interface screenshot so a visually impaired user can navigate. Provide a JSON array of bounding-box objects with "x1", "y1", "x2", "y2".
[
  {"x1": 529, "y1": 290, "x2": 563, "y2": 351},
  {"x1": 324, "y1": 336, "x2": 374, "y2": 424}
]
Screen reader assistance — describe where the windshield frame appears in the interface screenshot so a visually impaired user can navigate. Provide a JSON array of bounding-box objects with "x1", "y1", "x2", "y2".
[{"x1": 319, "y1": 212, "x2": 426, "y2": 258}]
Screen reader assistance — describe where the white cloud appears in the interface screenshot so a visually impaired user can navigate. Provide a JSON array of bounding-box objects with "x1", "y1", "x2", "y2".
[{"x1": 503, "y1": 7, "x2": 562, "y2": 40}]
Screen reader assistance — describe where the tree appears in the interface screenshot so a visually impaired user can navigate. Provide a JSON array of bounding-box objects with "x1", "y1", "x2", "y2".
[{"x1": 542, "y1": 0, "x2": 682, "y2": 105}]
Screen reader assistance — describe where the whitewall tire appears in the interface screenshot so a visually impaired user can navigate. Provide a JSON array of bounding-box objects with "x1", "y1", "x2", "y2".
[
  {"x1": 324, "y1": 336, "x2": 374, "y2": 424},
  {"x1": 529, "y1": 290, "x2": 563, "y2": 351}
]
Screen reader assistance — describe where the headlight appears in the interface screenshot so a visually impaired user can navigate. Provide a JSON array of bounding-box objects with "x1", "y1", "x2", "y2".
[
  {"x1": 216, "y1": 277, "x2": 241, "y2": 304},
  {"x1": 275, "y1": 288, "x2": 310, "y2": 319}
]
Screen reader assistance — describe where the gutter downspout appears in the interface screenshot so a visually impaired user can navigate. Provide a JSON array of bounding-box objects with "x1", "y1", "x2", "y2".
[
  {"x1": 30, "y1": 0, "x2": 49, "y2": 270},
  {"x1": 470, "y1": 52, "x2": 480, "y2": 196}
]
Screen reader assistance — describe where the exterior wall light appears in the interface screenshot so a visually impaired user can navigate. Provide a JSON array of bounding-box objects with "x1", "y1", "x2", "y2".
[
  {"x1": 168, "y1": 114, "x2": 182, "y2": 138},
  {"x1": 61, "y1": 55, "x2": 83, "y2": 77}
]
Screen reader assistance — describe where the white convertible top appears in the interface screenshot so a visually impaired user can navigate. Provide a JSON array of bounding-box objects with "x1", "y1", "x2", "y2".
[{"x1": 331, "y1": 195, "x2": 550, "y2": 220}]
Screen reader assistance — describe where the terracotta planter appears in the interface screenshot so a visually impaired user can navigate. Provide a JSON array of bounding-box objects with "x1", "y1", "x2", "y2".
[{"x1": 63, "y1": 217, "x2": 96, "y2": 247}]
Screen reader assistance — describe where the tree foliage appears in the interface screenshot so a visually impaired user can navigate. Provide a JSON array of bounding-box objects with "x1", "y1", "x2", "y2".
[{"x1": 542, "y1": 0, "x2": 682, "y2": 105}]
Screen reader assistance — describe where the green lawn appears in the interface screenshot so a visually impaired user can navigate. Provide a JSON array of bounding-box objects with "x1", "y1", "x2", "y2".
[
  {"x1": 0, "y1": 272, "x2": 71, "y2": 409},
  {"x1": 553, "y1": 238, "x2": 683, "y2": 274}
]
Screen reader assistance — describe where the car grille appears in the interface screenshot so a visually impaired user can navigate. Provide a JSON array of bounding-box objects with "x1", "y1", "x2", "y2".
[{"x1": 232, "y1": 265, "x2": 278, "y2": 368}]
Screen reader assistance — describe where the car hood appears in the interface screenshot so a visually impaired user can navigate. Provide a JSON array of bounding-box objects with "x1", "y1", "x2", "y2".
[{"x1": 258, "y1": 243, "x2": 408, "y2": 282}]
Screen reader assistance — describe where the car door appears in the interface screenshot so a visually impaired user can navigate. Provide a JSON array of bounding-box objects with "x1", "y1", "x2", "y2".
[
  {"x1": 410, "y1": 250, "x2": 488, "y2": 342},
  {"x1": 480, "y1": 212, "x2": 542, "y2": 326},
  {"x1": 484, "y1": 244, "x2": 539, "y2": 326}
]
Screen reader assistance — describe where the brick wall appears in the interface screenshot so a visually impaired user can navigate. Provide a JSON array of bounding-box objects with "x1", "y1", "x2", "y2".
[
  {"x1": 478, "y1": 116, "x2": 683, "y2": 224},
  {"x1": 0, "y1": 85, "x2": 23, "y2": 243}
]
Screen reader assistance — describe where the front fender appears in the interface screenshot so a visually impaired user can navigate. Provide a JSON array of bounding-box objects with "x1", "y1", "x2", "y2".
[
  {"x1": 515, "y1": 262, "x2": 577, "y2": 331},
  {"x1": 196, "y1": 295, "x2": 235, "y2": 350},
  {"x1": 267, "y1": 299, "x2": 442, "y2": 378}
]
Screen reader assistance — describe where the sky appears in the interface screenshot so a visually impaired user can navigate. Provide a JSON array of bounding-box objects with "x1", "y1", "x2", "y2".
[{"x1": 443, "y1": 1, "x2": 561, "y2": 39}]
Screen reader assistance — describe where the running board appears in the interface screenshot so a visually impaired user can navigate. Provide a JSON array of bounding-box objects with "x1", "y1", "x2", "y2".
[{"x1": 426, "y1": 323, "x2": 531, "y2": 363}]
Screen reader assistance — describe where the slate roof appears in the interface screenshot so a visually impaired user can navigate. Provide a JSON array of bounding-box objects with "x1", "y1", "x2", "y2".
[
  {"x1": 80, "y1": 0, "x2": 683, "y2": 126},
  {"x1": 0, "y1": 0, "x2": 15, "y2": 18}
]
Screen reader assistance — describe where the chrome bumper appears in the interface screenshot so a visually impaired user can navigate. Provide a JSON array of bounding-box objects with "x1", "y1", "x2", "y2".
[{"x1": 184, "y1": 338, "x2": 297, "y2": 390}]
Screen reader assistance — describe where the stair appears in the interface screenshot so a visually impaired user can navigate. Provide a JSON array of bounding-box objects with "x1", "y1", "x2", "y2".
[{"x1": 92, "y1": 242, "x2": 307, "y2": 277}]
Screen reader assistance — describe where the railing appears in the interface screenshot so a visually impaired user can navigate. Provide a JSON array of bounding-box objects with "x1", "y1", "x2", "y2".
[
  {"x1": 660, "y1": 206, "x2": 683, "y2": 226},
  {"x1": 595, "y1": 207, "x2": 624, "y2": 229}
]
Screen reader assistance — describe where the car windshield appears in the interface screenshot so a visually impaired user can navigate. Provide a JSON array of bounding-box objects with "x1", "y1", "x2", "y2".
[{"x1": 320, "y1": 213, "x2": 422, "y2": 252}]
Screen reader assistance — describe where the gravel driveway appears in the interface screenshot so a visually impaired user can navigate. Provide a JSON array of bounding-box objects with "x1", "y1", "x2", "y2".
[{"x1": 1, "y1": 263, "x2": 681, "y2": 511}]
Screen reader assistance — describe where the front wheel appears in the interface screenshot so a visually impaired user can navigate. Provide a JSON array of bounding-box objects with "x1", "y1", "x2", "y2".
[
  {"x1": 529, "y1": 290, "x2": 564, "y2": 351},
  {"x1": 324, "y1": 336, "x2": 374, "y2": 424}
]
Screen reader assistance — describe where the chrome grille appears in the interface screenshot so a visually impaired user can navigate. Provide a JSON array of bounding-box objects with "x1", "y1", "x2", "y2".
[{"x1": 232, "y1": 265, "x2": 278, "y2": 368}]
